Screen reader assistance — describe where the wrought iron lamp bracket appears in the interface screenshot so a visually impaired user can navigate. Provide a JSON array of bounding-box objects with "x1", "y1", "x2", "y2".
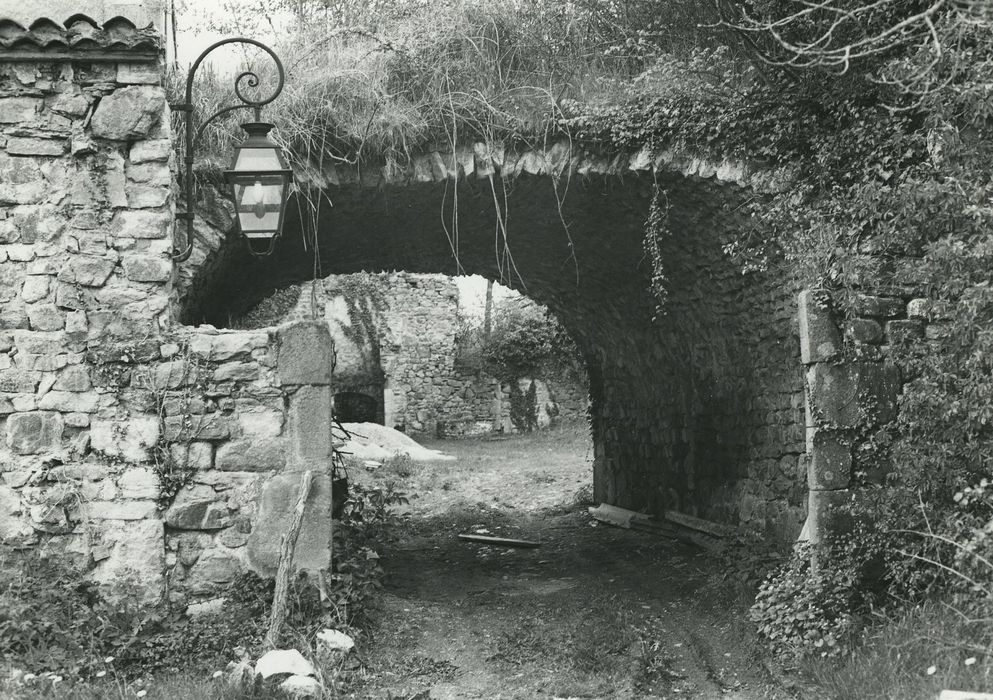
[{"x1": 168, "y1": 38, "x2": 286, "y2": 262}]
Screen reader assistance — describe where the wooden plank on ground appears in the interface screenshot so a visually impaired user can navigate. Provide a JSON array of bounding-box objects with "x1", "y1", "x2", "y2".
[
  {"x1": 663, "y1": 510, "x2": 736, "y2": 538},
  {"x1": 458, "y1": 533, "x2": 541, "y2": 548},
  {"x1": 588, "y1": 504, "x2": 723, "y2": 550}
]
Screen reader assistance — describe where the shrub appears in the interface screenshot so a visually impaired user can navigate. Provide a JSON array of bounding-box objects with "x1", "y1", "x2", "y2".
[
  {"x1": 750, "y1": 544, "x2": 865, "y2": 659},
  {"x1": 0, "y1": 480, "x2": 408, "y2": 678},
  {"x1": 0, "y1": 550, "x2": 111, "y2": 676},
  {"x1": 327, "y1": 482, "x2": 408, "y2": 627},
  {"x1": 508, "y1": 379, "x2": 538, "y2": 433},
  {"x1": 456, "y1": 296, "x2": 580, "y2": 384}
]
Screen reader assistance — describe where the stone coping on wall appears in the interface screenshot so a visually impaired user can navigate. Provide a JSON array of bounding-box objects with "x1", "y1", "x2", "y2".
[
  {"x1": 291, "y1": 141, "x2": 797, "y2": 194},
  {"x1": 0, "y1": 15, "x2": 161, "y2": 62}
]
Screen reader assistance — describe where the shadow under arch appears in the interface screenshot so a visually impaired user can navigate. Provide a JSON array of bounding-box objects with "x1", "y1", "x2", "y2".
[{"x1": 182, "y1": 170, "x2": 806, "y2": 541}]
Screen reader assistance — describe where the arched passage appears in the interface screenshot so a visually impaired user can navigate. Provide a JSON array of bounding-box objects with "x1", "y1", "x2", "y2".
[{"x1": 183, "y1": 169, "x2": 805, "y2": 541}]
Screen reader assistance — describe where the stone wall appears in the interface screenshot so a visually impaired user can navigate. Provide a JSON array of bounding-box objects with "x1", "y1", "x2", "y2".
[
  {"x1": 0, "y1": 18, "x2": 176, "y2": 595},
  {"x1": 0, "y1": 19, "x2": 338, "y2": 608},
  {"x1": 285, "y1": 271, "x2": 588, "y2": 437},
  {"x1": 2, "y1": 315, "x2": 337, "y2": 608}
]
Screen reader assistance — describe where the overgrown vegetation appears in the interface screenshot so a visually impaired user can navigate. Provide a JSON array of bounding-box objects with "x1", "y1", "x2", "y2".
[
  {"x1": 455, "y1": 295, "x2": 579, "y2": 383},
  {"x1": 0, "y1": 484, "x2": 405, "y2": 691},
  {"x1": 609, "y1": 0, "x2": 993, "y2": 687},
  {"x1": 456, "y1": 294, "x2": 581, "y2": 432}
]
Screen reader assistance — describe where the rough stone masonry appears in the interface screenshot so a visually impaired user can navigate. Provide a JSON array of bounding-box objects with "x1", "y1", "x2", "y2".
[{"x1": 0, "y1": 16, "x2": 346, "y2": 609}]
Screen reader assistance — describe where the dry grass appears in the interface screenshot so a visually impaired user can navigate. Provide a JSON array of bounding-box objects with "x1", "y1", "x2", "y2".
[
  {"x1": 355, "y1": 419, "x2": 593, "y2": 516},
  {"x1": 168, "y1": 1, "x2": 647, "y2": 177},
  {"x1": 1, "y1": 674, "x2": 283, "y2": 700},
  {"x1": 801, "y1": 601, "x2": 993, "y2": 699}
]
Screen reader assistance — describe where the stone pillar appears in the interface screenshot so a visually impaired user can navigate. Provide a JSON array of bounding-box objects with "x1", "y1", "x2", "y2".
[
  {"x1": 799, "y1": 290, "x2": 900, "y2": 544},
  {"x1": 246, "y1": 320, "x2": 336, "y2": 576},
  {"x1": 799, "y1": 290, "x2": 849, "y2": 544}
]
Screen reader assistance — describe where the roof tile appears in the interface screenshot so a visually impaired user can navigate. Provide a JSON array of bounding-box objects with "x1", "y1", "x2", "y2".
[{"x1": 0, "y1": 15, "x2": 160, "y2": 59}]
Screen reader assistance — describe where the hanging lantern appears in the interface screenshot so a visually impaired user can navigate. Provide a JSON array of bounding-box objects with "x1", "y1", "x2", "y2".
[{"x1": 224, "y1": 121, "x2": 293, "y2": 253}]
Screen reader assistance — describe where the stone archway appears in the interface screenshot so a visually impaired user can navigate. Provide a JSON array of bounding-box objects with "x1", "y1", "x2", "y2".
[{"x1": 182, "y1": 163, "x2": 807, "y2": 542}]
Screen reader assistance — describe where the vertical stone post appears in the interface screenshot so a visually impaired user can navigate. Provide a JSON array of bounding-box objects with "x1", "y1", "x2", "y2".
[
  {"x1": 798, "y1": 290, "x2": 850, "y2": 544},
  {"x1": 799, "y1": 290, "x2": 900, "y2": 545},
  {"x1": 246, "y1": 320, "x2": 336, "y2": 576}
]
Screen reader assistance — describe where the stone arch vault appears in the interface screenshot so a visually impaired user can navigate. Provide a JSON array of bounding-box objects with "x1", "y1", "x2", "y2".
[{"x1": 186, "y1": 166, "x2": 807, "y2": 542}]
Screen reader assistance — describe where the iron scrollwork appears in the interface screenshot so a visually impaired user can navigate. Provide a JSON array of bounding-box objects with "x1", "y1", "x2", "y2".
[{"x1": 169, "y1": 38, "x2": 286, "y2": 262}]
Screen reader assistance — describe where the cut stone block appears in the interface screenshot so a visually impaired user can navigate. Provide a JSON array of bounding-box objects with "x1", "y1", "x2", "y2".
[
  {"x1": 852, "y1": 294, "x2": 905, "y2": 318},
  {"x1": 57, "y1": 256, "x2": 115, "y2": 287},
  {"x1": 247, "y1": 472, "x2": 333, "y2": 577},
  {"x1": 90, "y1": 416, "x2": 159, "y2": 462},
  {"x1": 213, "y1": 361, "x2": 260, "y2": 383},
  {"x1": 0, "y1": 485, "x2": 34, "y2": 545},
  {"x1": 277, "y1": 320, "x2": 334, "y2": 386},
  {"x1": 122, "y1": 254, "x2": 171, "y2": 283},
  {"x1": 26, "y1": 303, "x2": 63, "y2": 331},
  {"x1": 190, "y1": 331, "x2": 268, "y2": 361},
  {"x1": 807, "y1": 489, "x2": 853, "y2": 545},
  {"x1": 168, "y1": 442, "x2": 214, "y2": 471},
  {"x1": 215, "y1": 438, "x2": 286, "y2": 472},
  {"x1": 808, "y1": 431, "x2": 852, "y2": 490},
  {"x1": 6, "y1": 137, "x2": 66, "y2": 157},
  {"x1": 6, "y1": 411, "x2": 63, "y2": 454},
  {"x1": 0, "y1": 369, "x2": 40, "y2": 393},
  {"x1": 54, "y1": 365, "x2": 91, "y2": 392},
  {"x1": 799, "y1": 291, "x2": 841, "y2": 363},
  {"x1": 287, "y1": 386, "x2": 332, "y2": 472},
  {"x1": 129, "y1": 139, "x2": 171, "y2": 163},
  {"x1": 110, "y1": 209, "x2": 171, "y2": 240},
  {"x1": 0, "y1": 97, "x2": 42, "y2": 123},
  {"x1": 186, "y1": 548, "x2": 243, "y2": 593},
  {"x1": 37, "y1": 390, "x2": 99, "y2": 413},
  {"x1": 87, "y1": 519, "x2": 164, "y2": 604},
  {"x1": 90, "y1": 86, "x2": 165, "y2": 140},
  {"x1": 845, "y1": 318, "x2": 883, "y2": 345},
  {"x1": 807, "y1": 361, "x2": 900, "y2": 428},
  {"x1": 21, "y1": 276, "x2": 50, "y2": 303},
  {"x1": 163, "y1": 413, "x2": 231, "y2": 442},
  {"x1": 806, "y1": 363, "x2": 859, "y2": 428},
  {"x1": 118, "y1": 467, "x2": 159, "y2": 499},
  {"x1": 165, "y1": 487, "x2": 230, "y2": 530}
]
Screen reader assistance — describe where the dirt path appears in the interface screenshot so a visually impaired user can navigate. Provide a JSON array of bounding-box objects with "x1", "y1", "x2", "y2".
[{"x1": 340, "y1": 426, "x2": 795, "y2": 700}]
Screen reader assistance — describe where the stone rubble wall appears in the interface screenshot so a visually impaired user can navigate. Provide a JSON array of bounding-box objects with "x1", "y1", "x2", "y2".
[
  {"x1": 0, "y1": 33, "x2": 178, "y2": 596},
  {"x1": 288, "y1": 272, "x2": 588, "y2": 436},
  {"x1": 0, "y1": 37, "x2": 338, "y2": 608},
  {"x1": 590, "y1": 222, "x2": 807, "y2": 543},
  {"x1": 195, "y1": 167, "x2": 812, "y2": 543}
]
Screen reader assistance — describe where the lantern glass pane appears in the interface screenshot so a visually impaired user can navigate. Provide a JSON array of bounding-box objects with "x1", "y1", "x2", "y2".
[
  {"x1": 233, "y1": 176, "x2": 285, "y2": 236},
  {"x1": 233, "y1": 145, "x2": 283, "y2": 171}
]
